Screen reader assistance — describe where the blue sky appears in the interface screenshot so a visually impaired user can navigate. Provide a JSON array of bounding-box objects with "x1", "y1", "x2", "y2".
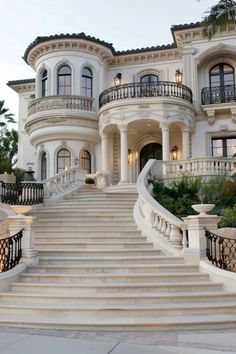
[{"x1": 0, "y1": 0, "x2": 217, "y2": 121}]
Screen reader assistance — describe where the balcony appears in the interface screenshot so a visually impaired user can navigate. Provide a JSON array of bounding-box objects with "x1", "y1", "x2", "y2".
[
  {"x1": 28, "y1": 95, "x2": 95, "y2": 119},
  {"x1": 99, "y1": 81, "x2": 193, "y2": 108},
  {"x1": 201, "y1": 85, "x2": 236, "y2": 105}
]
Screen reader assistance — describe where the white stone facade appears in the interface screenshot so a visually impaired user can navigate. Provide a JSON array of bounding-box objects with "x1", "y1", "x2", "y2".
[{"x1": 8, "y1": 23, "x2": 236, "y2": 183}]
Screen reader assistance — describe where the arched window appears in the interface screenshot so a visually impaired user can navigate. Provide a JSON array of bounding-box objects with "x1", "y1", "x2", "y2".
[
  {"x1": 57, "y1": 148, "x2": 71, "y2": 173},
  {"x1": 41, "y1": 152, "x2": 47, "y2": 180},
  {"x1": 82, "y1": 67, "x2": 93, "y2": 97},
  {"x1": 140, "y1": 74, "x2": 158, "y2": 85},
  {"x1": 80, "y1": 150, "x2": 91, "y2": 173},
  {"x1": 209, "y1": 63, "x2": 235, "y2": 102},
  {"x1": 41, "y1": 70, "x2": 48, "y2": 97},
  {"x1": 57, "y1": 65, "x2": 71, "y2": 95}
]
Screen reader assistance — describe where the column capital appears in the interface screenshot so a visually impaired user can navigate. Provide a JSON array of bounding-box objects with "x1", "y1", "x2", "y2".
[
  {"x1": 119, "y1": 123, "x2": 128, "y2": 132},
  {"x1": 159, "y1": 122, "x2": 170, "y2": 130}
]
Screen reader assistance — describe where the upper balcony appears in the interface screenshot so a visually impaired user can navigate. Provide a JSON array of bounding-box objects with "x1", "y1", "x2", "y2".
[
  {"x1": 99, "y1": 81, "x2": 193, "y2": 108},
  {"x1": 201, "y1": 85, "x2": 236, "y2": 105},
  {"x1": 28, "y1": 95, "x2": 95, "y2": 122}
]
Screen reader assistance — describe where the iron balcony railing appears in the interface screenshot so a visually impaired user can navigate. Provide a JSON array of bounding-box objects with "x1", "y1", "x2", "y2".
[
  {"x1": 99, "y1": 81, "x2": 193, "y2": 107},
  {"x1": 0, "y1": 182, "x2": 44, "y2": 205},
  {"x1": 205, "y1": 228, "x2": 236, "y2": 272},
  {"x1": 0, "y1": 229, "x2": 23, "y2": 272},
  {"x1": 201, "y1": 84, "x2": 236, "y2": 105}
]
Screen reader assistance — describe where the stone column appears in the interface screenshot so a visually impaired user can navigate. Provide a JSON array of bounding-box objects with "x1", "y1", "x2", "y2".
[
  {"x1": 160, "y1": 123, "x2": 170, "y2": 177},
  {"x1": 119, "y1": 124, "x2": 129, "y2": 184},
  {"x1": 182, "y1": 128, "x2": 190, "y2": 159},
  {"x1": 160, "y1": 123, "x2": 170, "y2": 161},
  {"x1": 7, "y1": 215, "x2": 39, "y2": 266},
  {"x1": 101, "y1": 132, "x2": 109, "y2": 173}
]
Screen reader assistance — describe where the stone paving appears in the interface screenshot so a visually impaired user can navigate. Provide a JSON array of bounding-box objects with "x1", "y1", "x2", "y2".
[{"x1": 0, "y1": 327, "x2": 236, "y2": 353}]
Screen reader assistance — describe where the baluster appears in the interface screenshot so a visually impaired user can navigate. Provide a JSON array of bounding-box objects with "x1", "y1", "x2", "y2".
[{"x1": 169, "y1": 225, "x2": 183, "y2": 249}]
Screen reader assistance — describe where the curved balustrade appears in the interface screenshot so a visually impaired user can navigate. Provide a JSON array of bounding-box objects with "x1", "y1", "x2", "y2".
[
  {"x1": 99, "y1": 81, "x2": 193, "y2": 107},
  {"x1": 135, "y1": 159, "x2": 187, "y2": 251},
  {"x1": 0, "y1": 229, "x2": 23, "y2": 272},
  {"x1": 42, "y1": 166, "x2": 85, "y2": 199},
  {"x1": 201, "y1": 84, "x2": 236, "y2": 105},
  {"x1": 28, "y1": 95, "x2": 94, "y2": 116},
  {"x1": 205, "y1": 229, "x2": 236, "y2": 272}
]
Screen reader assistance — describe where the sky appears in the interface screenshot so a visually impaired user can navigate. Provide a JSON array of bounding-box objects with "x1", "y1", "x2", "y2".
[{"x1": 0, "y1": 0, "x2": 217, "y2": 123}]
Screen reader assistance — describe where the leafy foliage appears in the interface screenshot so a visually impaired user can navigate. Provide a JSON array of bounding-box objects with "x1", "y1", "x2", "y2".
[
  {"x1": 0, "y1": 100, "x2": 15, "y2": 126},
  {"x1": 202, "y1": 0, "x2": 236, "y2": 39},
  {"x1": 150, "y1": 173, "x2": 236, "y2": 225},
  {"x1": 219, "y1": 205, "x2": 236, "y2": 227}
]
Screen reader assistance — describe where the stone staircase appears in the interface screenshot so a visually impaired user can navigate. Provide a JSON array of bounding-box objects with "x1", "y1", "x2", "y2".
[{"x1": 0, "y1": 187, "x2": 236, "y2": 329}]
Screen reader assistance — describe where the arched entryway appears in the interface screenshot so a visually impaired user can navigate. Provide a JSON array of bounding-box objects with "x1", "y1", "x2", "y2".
[{"x1": 140, "y1": 143, "x2": 162, "y2": 170}]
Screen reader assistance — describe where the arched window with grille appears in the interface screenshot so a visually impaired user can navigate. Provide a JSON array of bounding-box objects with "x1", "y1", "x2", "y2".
[
  {"x1": 82, "y1": 67, "x2": 93, "y2": 97},
  {"x1": 57, "y1": 148, "x2": 71, "y2": 173},
  {"x1": 80, "y1": 150, "x2": 91, "y2": 173},
  {"x1": 41, "y1": 152, "x2": 47, "y2": 180},
  {"x1": 41, "y1": 70, "x2": 48, "y2": 97},
  {"x1": 209, "y1": 63, "x2": 235, "y2": 103},
  {"x1": 57, "y1": 65, "x2": 71, "y2": 95}
]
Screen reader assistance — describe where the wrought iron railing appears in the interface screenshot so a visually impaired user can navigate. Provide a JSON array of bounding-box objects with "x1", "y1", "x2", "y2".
[
  {"x1": 0, "y1": 182, "x2": 44, "y2": 205},
  {"x1": 99, "y1": 81, "x2": 193, "y2": 107},
  {"x1": 0, "y1": 229, "x2": 23, "y2": 272},
  {"x1": 201, "y1": 84, "x2": 236, "y2": 105},
  {"x1": 205, "y1": 229, "x2": 236, "y2": 272}
]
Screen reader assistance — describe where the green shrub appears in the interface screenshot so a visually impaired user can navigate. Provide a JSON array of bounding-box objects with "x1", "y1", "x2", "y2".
[
  {"x1": 219, "y1": 205, "x2": 236, "y2": 228},
  {"x1": 85, "y1": 177, "x2": 95, "y2": 184}
]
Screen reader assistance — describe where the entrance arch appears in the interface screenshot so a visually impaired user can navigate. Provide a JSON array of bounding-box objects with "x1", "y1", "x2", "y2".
[{"x1": 140, "y1": 143, "x2": 162, "y2": 170}]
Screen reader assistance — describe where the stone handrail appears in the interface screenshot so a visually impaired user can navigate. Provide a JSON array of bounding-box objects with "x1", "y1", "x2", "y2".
[
  {"x1": 42, "y1": 167, "x2": 85, "y2": 200},
  {"x1": 164, "y1": 157, "x2": 235, "y2": 178},
  {"x1": 135, "y1": 159, "x2": 187, "y2": 251},
  {"x1": 28, "y1": 95, "x2": 94, "y2": 116}
]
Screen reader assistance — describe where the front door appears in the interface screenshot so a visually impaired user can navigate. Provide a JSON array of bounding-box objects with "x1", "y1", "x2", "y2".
[{"x1": 140, "y1": 143, "x2": 162, "y2": 171}]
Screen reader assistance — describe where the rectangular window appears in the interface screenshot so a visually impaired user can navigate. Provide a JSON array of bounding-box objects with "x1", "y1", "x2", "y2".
[{"x1": 212, "y1": 137, "x2": 236, "y2": 157}]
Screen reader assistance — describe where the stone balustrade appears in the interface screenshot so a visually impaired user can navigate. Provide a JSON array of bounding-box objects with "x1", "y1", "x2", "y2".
[
  {"x1": 163, "y1": 157, "x2": 235, "y2": 178},
  {"x1": 42, "y1": 167, "x2": 85, "y2": 201},
  {"x1": 135, "y1": 159, "x2": 187, "y2": 252},
  {"x1": 28, "y1": 95, "x2": 94, "y2": 116}
]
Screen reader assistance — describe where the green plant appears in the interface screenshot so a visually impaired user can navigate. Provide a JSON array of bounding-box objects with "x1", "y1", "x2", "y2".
[
  {"x1": 85, "y1": 177, "x2": 95, "y2": 184},
  {"x1": 219, "y1": 205, "x2": 236, "y2": 227}
]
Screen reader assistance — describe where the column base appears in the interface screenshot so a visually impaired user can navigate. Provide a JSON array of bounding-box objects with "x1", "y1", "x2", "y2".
[{"x1": 21, "y1": 249, "x2": 39, "y2": 266}]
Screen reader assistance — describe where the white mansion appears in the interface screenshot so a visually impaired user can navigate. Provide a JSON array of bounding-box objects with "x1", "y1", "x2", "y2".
[{"x1": 7, "y1": 21, "x2": 236, "y2": 183}]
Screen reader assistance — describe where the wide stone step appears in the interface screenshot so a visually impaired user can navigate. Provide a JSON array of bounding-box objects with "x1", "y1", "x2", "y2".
[
  {"x1": 26, "y1": 264, "x2": 199, "y2": 274},
  {"x1": 37, "y1": 249, "x2": 161, "y2": 257},
  {"x1": 0, "y1": 302, "x2": 236, "y2": 318},
  {"x1": 1, "y1": 290, "x2": 235, "y2": 306},
  {"x1": 10, "y1": 281, "x2": 223, "y2": 294},
  {"x1": 39, "y1": 255, "x2": 184, "y2": 266},
  {"x1": 19, "y1": 272, "x2": 209, "y2": 284},
  {"x1": 0, "y1": 313, "x2": 235, "y2": 330},
  {"x1": 35, "y1": 216, "x2": 134, "y2": 221},
  {"x1": 34, "y1": 225, "x2": 138, "y2": 230},
  {"x1": 35, "y1": 241, "x2": 154, "y2": 250},
  {"x1": 34, "y1": 221, "x2": 135, "y2": 227},
  {"x1": 35, "y1": 231, "x2": 142, "y2": 237},
  {"x1": 35, "y1": 236, "x2": 147, "y2": 243}
]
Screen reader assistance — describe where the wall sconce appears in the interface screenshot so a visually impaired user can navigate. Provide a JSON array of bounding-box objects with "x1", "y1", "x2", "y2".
[
  {"x1": 114, "y1": 73, "x2": 122, "y2": 86},
  {"x1": 74, "y1": 157, "x2": 79, "y2": 166},
  {"x1": 128, "y1": 149, "x2": 132, "y2": 164},
  {"x1": 170, "y1": 145, "x2": 178, "y2": 160},
  {"x1": 175, "y1": 69, "x2": 183, "y2": 84}
]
